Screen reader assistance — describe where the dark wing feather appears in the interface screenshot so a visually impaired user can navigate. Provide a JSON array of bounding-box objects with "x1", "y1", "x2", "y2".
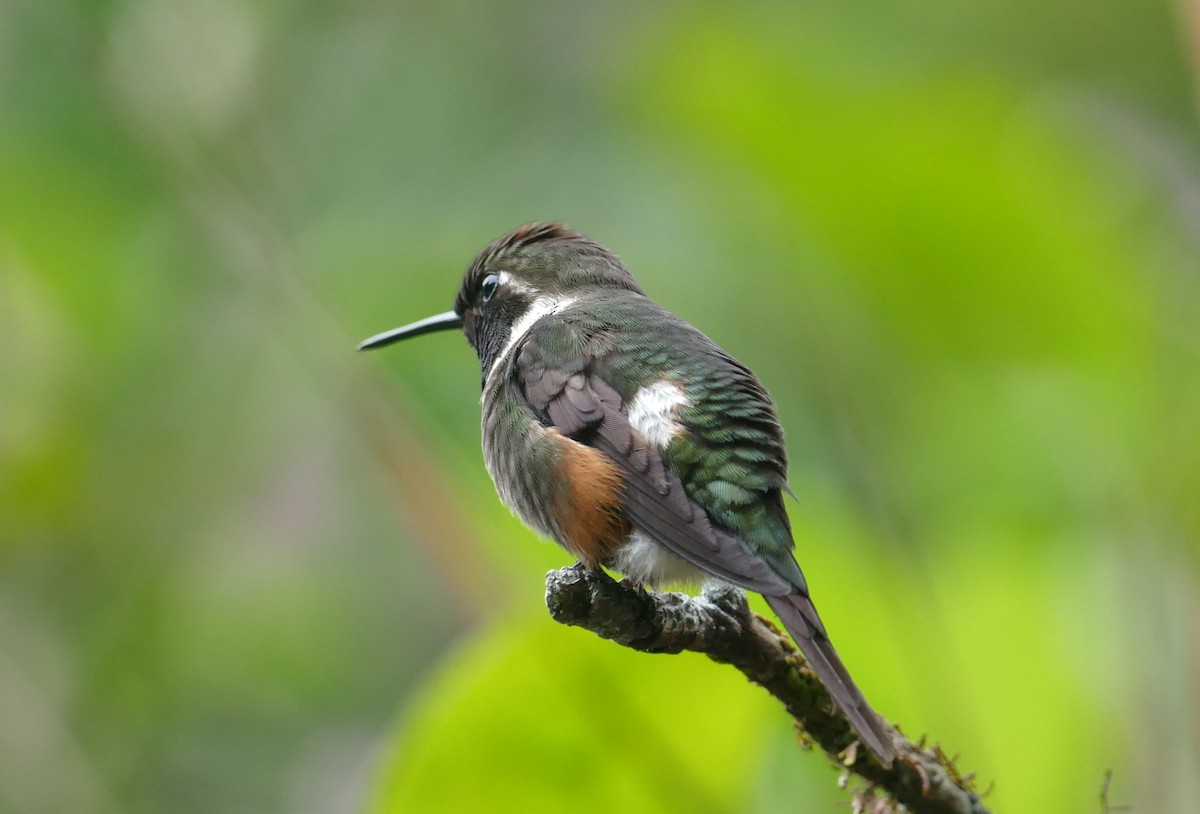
[
  {"x1": 766, "y1": 594, "x2": 896, "y2": 765},
  {"x1": 518, "y1": 341, "x2": 792, "y2": 595},
  {"x1": 515, "y1": 318, "x2": 896, "y2": 767}
]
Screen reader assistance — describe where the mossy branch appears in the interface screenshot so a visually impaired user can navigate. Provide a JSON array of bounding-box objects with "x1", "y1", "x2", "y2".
[{"x1": 545, "y1": 564, "x2": 991, "y2": 814}]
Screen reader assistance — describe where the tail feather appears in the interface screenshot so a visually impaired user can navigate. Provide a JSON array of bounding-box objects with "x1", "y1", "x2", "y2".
[{"x1": 765, "y1": 593, "x2": 895, "y2": 767}]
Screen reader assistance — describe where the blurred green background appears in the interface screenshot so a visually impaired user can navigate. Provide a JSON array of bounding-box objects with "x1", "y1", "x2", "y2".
[{"x1": 2, "y1": 0, "x2": 1198, "y2": 812}]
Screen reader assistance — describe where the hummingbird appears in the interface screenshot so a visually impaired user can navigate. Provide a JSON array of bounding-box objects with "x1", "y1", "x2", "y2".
[{"x1": 359, "y1": 222, "x2": 895, "y2": 766}]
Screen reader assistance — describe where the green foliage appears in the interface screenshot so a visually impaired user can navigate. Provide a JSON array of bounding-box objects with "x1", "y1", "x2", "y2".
[
  {"x1": 1, "y1": 0, "x2": 1197, "y2": 812},
  {"x1": 371, "y1": 608, "x2": 778, "y2": 814}
]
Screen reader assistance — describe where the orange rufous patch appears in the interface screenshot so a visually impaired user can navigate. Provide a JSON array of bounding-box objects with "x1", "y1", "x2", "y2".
[{"x1": 546, "y1": 428, "x2": 629, "y2": 566}]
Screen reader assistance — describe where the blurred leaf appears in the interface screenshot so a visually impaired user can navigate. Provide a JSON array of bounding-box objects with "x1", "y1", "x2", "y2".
[
  {"x1": 370, "y1": 608, "x2": 779, "y2": 814},
  {"x1": 2, "y1": 0, "x2": 1198, "y2": 812}
]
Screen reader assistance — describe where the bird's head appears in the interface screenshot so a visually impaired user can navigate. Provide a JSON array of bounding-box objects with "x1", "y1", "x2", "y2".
[{"x1": 358, "y1": 223, "x2": 644, "y2": 375}]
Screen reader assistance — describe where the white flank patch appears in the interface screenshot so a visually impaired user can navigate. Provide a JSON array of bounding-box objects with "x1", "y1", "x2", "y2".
[
  {"x1": 628, "y1": 379, "x2": 689, "y2": 450},
  {"x1": 488, "y1": 295, "x2": 577, "y2": 378}
]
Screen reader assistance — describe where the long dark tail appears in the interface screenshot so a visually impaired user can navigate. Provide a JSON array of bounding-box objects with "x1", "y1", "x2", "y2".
[{"x1": 765, "y1": 593, "x2": 895, "y2": 767}]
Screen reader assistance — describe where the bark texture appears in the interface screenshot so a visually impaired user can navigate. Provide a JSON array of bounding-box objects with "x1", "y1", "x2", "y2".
[{"x1": 545, "y1": 564, "x2": 992, "y2": 814}]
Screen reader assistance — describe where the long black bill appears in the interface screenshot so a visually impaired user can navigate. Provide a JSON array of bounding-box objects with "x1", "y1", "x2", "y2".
[{"x1": 357, "y1": 310, "x2": 463, "y2": 350}]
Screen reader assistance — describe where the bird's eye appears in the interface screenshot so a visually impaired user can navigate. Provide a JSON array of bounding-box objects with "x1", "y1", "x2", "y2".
[{"x1": 481, "y1": 273, "x2": 500, "y2": 303}]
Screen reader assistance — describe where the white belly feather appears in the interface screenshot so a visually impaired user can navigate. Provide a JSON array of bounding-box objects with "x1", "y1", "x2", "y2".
[{"x1": 614, "y1": 379, "x2": 701, "y2": 586}]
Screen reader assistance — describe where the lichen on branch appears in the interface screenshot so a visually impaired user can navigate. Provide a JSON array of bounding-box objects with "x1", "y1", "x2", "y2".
[{"x1": 545, "y1": 564, "x2": 992, "y2": 814}]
